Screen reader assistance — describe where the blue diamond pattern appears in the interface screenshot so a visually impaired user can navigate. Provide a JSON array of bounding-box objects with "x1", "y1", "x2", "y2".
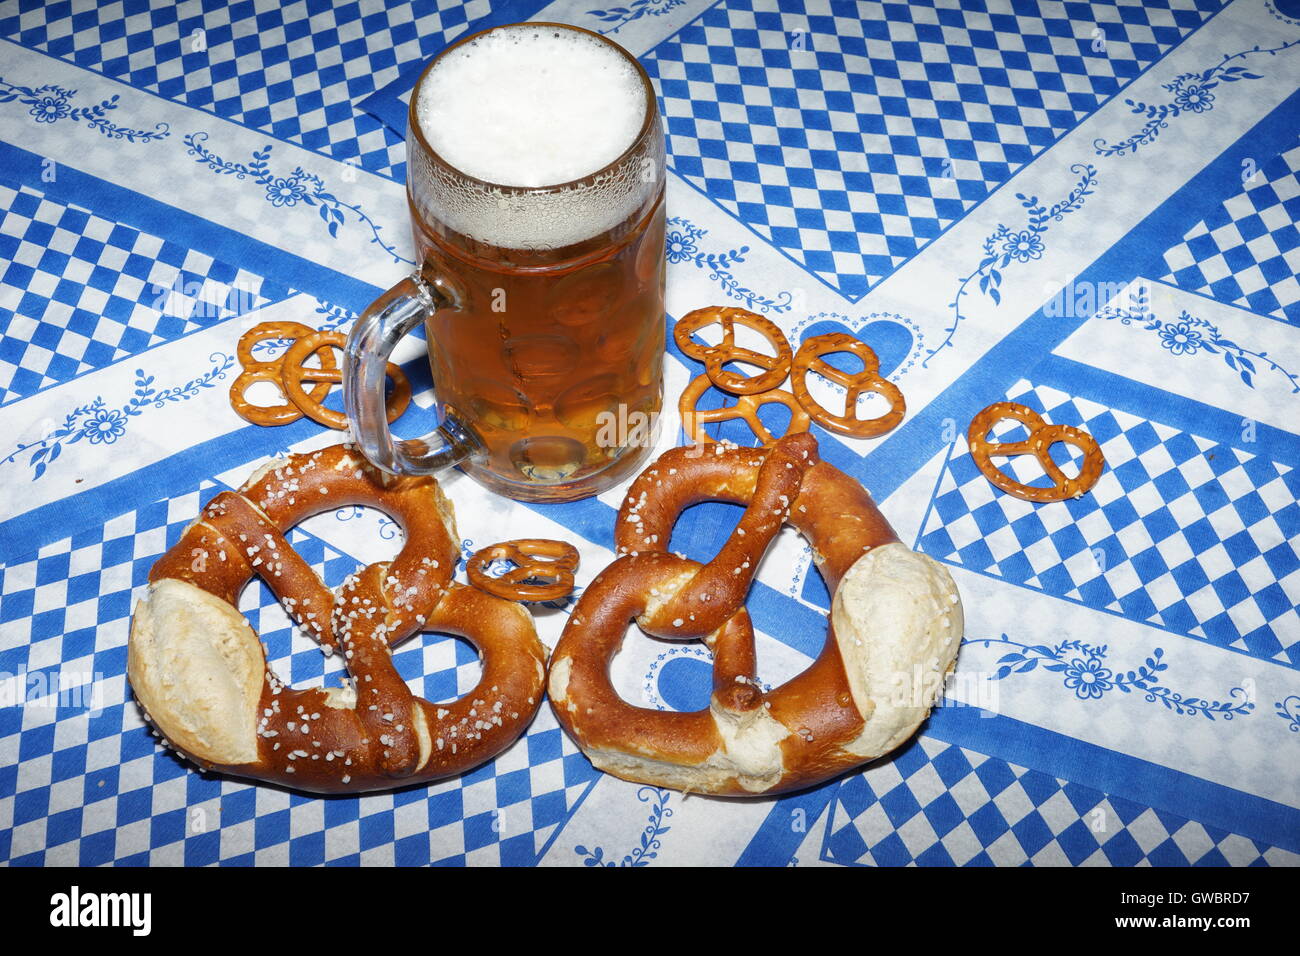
[
  {"x1": 918, "y1": 382, "x2": 1300, "y2": 665},
  {"x1": 644, "y1": 0, "x2": 1224, "y2": 298},
  {"x1": 0, "y1": 0, "x2": 494, "y2": 179},
  {"x1": 0, "y1": 478, "x2": 600, "y2": 865},
  {"x1": 1158, "y1": 138, "x2": 1300, "y2": 325},
  {"x1": 824, "y1": 735, "x2": 1293, "y2": 865},
  {"x1": 0, "y1": 181, "x2": 285, "y2": 404}
]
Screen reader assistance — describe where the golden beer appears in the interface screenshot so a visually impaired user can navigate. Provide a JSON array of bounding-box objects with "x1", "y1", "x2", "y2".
[{"x1": 346, "y1": 23, "x2": 666, "y2": 502}]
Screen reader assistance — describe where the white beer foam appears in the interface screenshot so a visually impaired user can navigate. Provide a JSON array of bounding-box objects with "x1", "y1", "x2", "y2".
[
  {"x1": 415, "y1": 26, "x2": 647, "y2": 189},
  {"x1": 408, "y1": 25, "x2": 661, "y2": 251}
]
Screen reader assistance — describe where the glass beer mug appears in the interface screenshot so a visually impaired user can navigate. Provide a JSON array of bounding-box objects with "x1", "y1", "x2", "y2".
[{"x1": 343, "y1": 22, "x2": 666, "y2": 502}]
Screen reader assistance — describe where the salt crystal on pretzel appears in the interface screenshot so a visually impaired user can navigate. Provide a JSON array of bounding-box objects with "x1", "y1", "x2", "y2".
[
  {"x1": 128, "y1": 445, "x2": 547, "y2": 793},
  {"x1": 547, "y1": 432, "x2": 963, "y2": 796}
]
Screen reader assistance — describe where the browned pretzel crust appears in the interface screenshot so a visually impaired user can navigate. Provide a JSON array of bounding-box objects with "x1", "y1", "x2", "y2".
[
  {"x1": 128, "y1": 445, "x2": 547, "y2": 793},
  {"x1": 678, "y1": 373, "x2": 810, "y2": 446},
  {"x1": 967, "y1": 401, "x2": 1105, "y2": 502},
  {"x1": 790, "y1": 333, "x2": 905, "y2": 438},
  {"x1": 280, "y1": 330, "x2": 410, "y2": 431},
  {"x1": 674, "y1": 306, "x2": 793, "y2": 395},
  {"x1": 548, "y1": 432, "x2": 964, "y2": 796},
  {"x1": 230, "y1": 322, "x2": 336, "y2": 427},
  {"x1": 467, "y1": 539, "x2": 580, "y2": 603}
]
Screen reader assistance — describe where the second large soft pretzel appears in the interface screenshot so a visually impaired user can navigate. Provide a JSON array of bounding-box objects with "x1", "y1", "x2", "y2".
[{"x1": 547, "y1": 433, "x2": 963, "y2": 796}]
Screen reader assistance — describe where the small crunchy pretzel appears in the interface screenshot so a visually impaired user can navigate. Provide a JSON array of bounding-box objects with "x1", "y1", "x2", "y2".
[
  {"x1": 791, "y1": 333, "x2": 905, "y2": 438},
  {"x1": 230, "y1": 322, "x2": 337, "y2": 426},
  {"x1": 234, "y1": 321, "x2": 321, "y2": 369},
  {"x1": 967, "y1": 401, "x2": 1105, "y2": 502},
  {"x1": 128, "y1": 445, "x2": 548, "y2": 793},
  {"x1": 280, "y1": 330, "x2": 410, "y2": 430},
  {"x1": 679, "y1": 373, "x2": 810, "y2": 446},
  {"x1": 548, "y1": 432, "x2": 964, "y2": 796},
  {"x1": 674, "y1": 306, "x2": 793, "y2": 394},
  {"x1": 468, "y1": 539, "x2": 580, "y2": 603}
]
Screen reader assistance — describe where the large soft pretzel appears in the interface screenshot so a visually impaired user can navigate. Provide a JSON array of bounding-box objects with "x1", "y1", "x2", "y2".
[
  {"x1": 128, "y1": 445, "x2": 547, "y2": 793},
  {"x1": 548, "y1": 433, "x2": 963, "y2": 795}
]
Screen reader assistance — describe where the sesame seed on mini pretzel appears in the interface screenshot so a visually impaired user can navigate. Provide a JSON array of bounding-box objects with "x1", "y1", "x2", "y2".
[
  {"x1": 790, "y1": 333, "x2": 905, "y2": 439},
  {"x1": 674, "y1": 306, "x2": 794, "y2": 395},
  {"x1": 967, "y1": 401, "x2": 1105, "y2": 502}
]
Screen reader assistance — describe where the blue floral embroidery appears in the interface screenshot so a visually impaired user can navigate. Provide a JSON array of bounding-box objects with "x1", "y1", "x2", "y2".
[
  {"x1": 266, "y1": 177, "x2": 309, "y2": 207},
  {"x1": 1001, "y1": 229, "x2": 1045, "y2": 263},
  {"x1": 922, "y1": 164, "x2": 1097, "y2": 367},
  {"x1": 312, "y1": 299, "x2": 356, "y2": 330},
  {"x1": 29, "y1": 93, "x2": 70, "y2": 123},
  {"x1": 641, "y1": 645, "x2": 768, "y2": 710},
  {"x1": 334, "y1": 506, "x2": 400, "y2": 540},
  {"x1": 1094, "y1": 39, "x2": 1300, "y2": 157},
  {"x1": 0, "y1": 78, "x2": 170, "y2": 142},
  {"x1": 666, "y1": 216, "x2": 793, "y2": 313},
  {"x1": 251, "y1": 299, "x2": 357, "y2": 358},
  {"x1": 1276, "y1": 695, "x2": 1300, "y2": 732},
  {"x1": 1062, "y1": 656, "x2": 1113, "y2": 700},
  {"x1": 787, "y1": 542, "x2": 814, "y2": 600},
  {"x1": 665, "y1": 225, "x2": 700, "y2": 264},
  {"x1": 975, "y1": 635, "x2": 1255, "y2": 720},
  {"x1": 1096, "y1": 305, "x2": 1300, "y2": 393},
  {"x1": 182, "y1": 132, "x2": 412, "y2": 265},
  {"x1": 587, "y1": 0, "x2": 685, "y2": 35},
  {"x1": 794, "y1": 310, "x2": 926, "y2": 382},
  {"x1": 82, "y1": 407, "x2": 129, "y2": 445},
  {"x1": 1159, "y1": 320, "x2": 1204, "y2": 356},
  {"x1": 0, "y1": 353, "x2": 234, "y2": 480},
  {"x1": 575, "y1": 787, "x2": 673, "y2": 866}
]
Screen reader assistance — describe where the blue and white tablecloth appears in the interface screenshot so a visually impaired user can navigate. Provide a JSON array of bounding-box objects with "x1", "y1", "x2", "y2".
[{"x1": 1, "y1": 0, "x2": 1298, "y2": 866}]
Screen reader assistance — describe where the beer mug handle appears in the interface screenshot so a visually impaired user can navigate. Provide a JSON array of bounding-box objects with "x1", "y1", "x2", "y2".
[{"x1": 343, "y1": 273, "x2": 480, "y2": 474}]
